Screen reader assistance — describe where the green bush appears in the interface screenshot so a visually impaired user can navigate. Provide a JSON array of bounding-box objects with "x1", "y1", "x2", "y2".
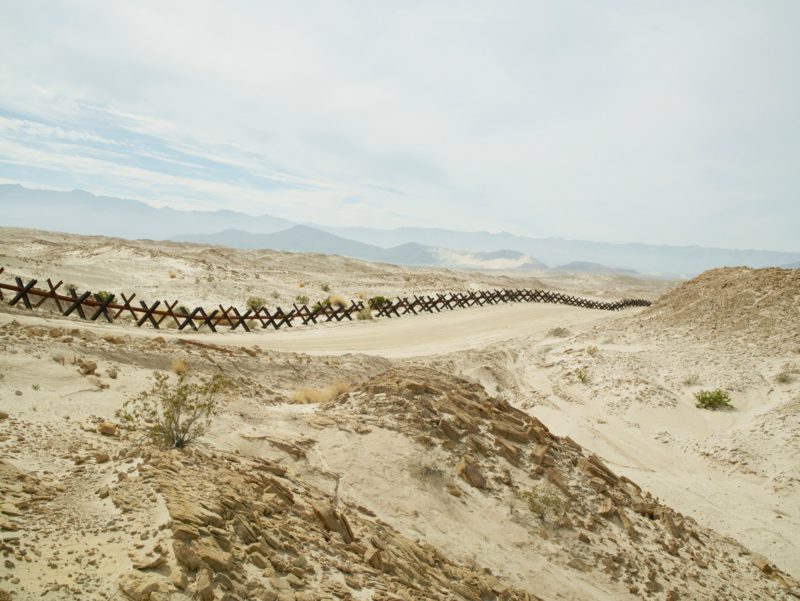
[
  {"x1": 93, "y1": 290, "x2": 113, "y2": 303},
  {"x1": 246, "y1": 296, "x2": 266, "y2": 311},
  {"x1": 694, "y1": 389, "x2": 732, "y2": 410},
  {"x1": 295, "y1": 294, "x2": 309, "y2": 304},
  {"x1": 116, "y1": 372, "x2": 229, "y2": 448},
  {"x1": 321, "y1": 283, "x2": 331, "y2": 292},
  {"x1": 368, "y1": 295, "x2": 389, "y2": 309}
]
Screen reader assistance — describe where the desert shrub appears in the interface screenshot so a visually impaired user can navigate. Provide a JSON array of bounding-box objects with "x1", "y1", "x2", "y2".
[
  {"x1": 682, "y1": 374, "x2": 700, "y2": 386},
  {"x1": 356, "y1": 306, "x2": 373, "y2": 320},
  {"x1": 368, "y1": 295, "x2": 389, "y2": 309},
  {"x1": 547, "y1": 327, "x2": 571, "y2": 338},
  {"x1": 271, "y1": 291, "x2": 280, "y2": 299},
  {"x1": 522, "y1": 482, "x2": 565, "y2": 522},
  {"x1": 574, "y1": 368, "x2": 589, "y2": 384},
  {"x1": 408, "y1": 448, "x2": 448, "y2": 486},
  {"x1": 65, "y1": 283, "x2": 78, "y2": 295},
  {"x1": 694, "y1": 389, "x2": 732, "y2": 410},
  {"x1": 93, "y1": 290, "x2": 113, "y2": 303},
  {"x1": 291, "y1": 380, "x2": 351, "y2": 404},
  {"x1": 246, "y1": 296, "x2": 266, "y2": 311},
  {"x1": 326, "y1": 294, "x2": 347, "y2": 308},
  {"x1": 176, "y1": 305, "x2": 190, "y2": 316},
  {"x1": 775, "y1": 371, "x2": 794, "y2": 384},
  {"x1": 116, "y1": 372, "x2": 228, "y2": 448},
  {"x1": 295, "y1": 294, "x2": 310, "y2": 304},
  {"x1": 321, "y1": 283, "x2": 331, "y2": 292},
  {"x1": 586, "y1": 346, "x2": 599, "y2": 357},
  {"x1": 171, "y1": 357, "x2": 187, "y2": 376},
  {"x1": 169, "y1": 271, "x2": 177, "y2": 279}
]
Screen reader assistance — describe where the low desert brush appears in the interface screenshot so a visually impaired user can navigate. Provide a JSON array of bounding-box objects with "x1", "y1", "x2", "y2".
[
  {"x1": 356, "y1": 306, "x2": 373, "y2": 320},
  {"x1": 547, "y1": 327, "x2": 571, "y2": 338},
  {"x1": 574, "y1": 368, "x2": 589, "y2": 384},
  {"x1": 522, "y1": 481, "x2": 566, "y2": 523},
  {"x1": 93, "y1": 290, "x2": 113, "y2": 303},
  {"x1": 682, "y1": 374, "x2": 700, "y2": 386},
  {"x1": 171, "y1": 357, "x2": 187, "y2": 376},
  {"x1": 116, "y1": 371, "x2": 229, "y2": 448},
  {"x1": 169, "y1": 271, "x2": 177, "y2": 279},
  {"x1": 586, "y1": 346, "x2": 599, "y2": 357},
  {"x1": 321, "y1": 283, "x2": 331, "y2": 292},
  {"x1": 694, "y1": 389, "x2": 732, "y2": 410},
  {"x1": 775, "y1": 371, "x2": 794, "y2": 384},
  {"x1": 291, "y1": 380, "x2": 351, "y2": 404},
  {"x1": 368, "y1": 295, "x2": 389, "y2": 309},
  {"x1": 295, "y1": 294, "x2": 310, "y2": 304},
  {"x1": 246, "y1": 296, "x2": 266, "y2": 311}
]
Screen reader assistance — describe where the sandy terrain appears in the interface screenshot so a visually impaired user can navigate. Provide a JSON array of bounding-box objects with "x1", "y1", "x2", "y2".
[{"x1": 1, "y1": 229, "x2": 798, "y2": 600}]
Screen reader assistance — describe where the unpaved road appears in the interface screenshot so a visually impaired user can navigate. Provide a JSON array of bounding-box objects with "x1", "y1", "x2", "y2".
[{"x1": 0, "y1": 302, "x2": 630, "y2": 357}]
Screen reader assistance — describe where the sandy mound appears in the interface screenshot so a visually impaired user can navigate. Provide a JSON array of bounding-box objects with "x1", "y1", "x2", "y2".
[
  {"x1": 636, "y1": 267, "x2": 800, "y2": 352},
  {"x1": 316, "y1": 368, "x2": 797, "y2": 600}
]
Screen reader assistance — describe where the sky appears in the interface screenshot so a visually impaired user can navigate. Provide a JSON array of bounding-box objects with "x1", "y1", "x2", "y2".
[{"x1": 1, "y1": 1, "x2": 799, "y2": 251}]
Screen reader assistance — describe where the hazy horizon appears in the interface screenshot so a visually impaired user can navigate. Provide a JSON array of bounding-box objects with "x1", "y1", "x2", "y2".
[{"x1": 1, "y1": 2, "x2": 799, "y2": 251}]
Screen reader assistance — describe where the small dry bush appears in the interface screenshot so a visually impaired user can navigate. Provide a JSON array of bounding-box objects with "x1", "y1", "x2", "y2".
[
  {"x1": 295, "y1": 294, "x2": 309, "y2": 304},
  {"x1": 682, "y1": 374, "x2": 700, "y2": 386},
  {"x1": 522, "y1": 481, "x2": 566, "y2": 523},
  {"x1": 321, "y1": 283, "x2": 331, "y2": 292},
  {"x1": 356, "y1": 306, "x2": 373, "y2": 320},
  {"x1": 547, "y1": 327, "x2": 571, "y2": 338},
  {"x1": 326, "y1": 294, "x2": 347, "y2": 308},
  {"x1": 586, "y1": 345, "x2": 599, "y2": 357},
  {"x1": 291, "y1": 380, "x2": 351, "y2": 404},
  {"x1": 574, "y1": 368, "x2": 589, "y2": 384},
  {"x1": 169, "y1": 271, "x2": 177, "y2": 279},
  {"x1": 171, "y1": 357, "x2": 187, "y2": 376},
  {"x1": 408, "y1": 448, "x2": 448, "y2": 487},
  {"x1": 116, "y1": 372, "x2": 228, "y2": 448},
  {"x1": 775, "y1": 371, "x2": 794, "y2": 384}
]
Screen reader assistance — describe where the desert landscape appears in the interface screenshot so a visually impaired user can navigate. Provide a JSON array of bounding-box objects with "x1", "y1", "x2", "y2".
[{"x1": 0, "y1": 228, "x2": 798, "y2": 600}]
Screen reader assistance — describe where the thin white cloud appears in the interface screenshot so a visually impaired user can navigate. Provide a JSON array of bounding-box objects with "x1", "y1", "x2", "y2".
[{"x1": 0, "y1": 1, "x2": 798, "y2": 250}]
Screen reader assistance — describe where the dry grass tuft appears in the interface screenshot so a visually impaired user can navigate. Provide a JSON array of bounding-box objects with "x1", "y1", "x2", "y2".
[
  {"x1": 171, "y1": 357, "x2": 187, "y2": 376},
  {"x1": 168, "y1": 270, "x2": 177, "y2": 279},
  {"x1": 291, "y1": 379, "x2": 351, "y2": 404},
  {"x1": 326, "y1": 294, "x2": 348, "y2": 308}
]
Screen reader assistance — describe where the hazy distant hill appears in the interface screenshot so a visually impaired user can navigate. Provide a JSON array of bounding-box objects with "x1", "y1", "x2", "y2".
[
  {"x1": 171, "y1": 227, "x2": 546, "y2": 271},
  {"x1": 0, "y1": 184, "x2": 293, "y2": 239},
  {"x1": 3, "y1": 184, "x2": 800, "y2": 275},
  {"x1": 548, "y1": 261, "x2": 640, "y2": 276},
  {"x1": 321, "y1": 225, "x2": 800, "y2": 276},
  {"x1": 782, "y1": 261, "x2": 800, "y2": 268}
]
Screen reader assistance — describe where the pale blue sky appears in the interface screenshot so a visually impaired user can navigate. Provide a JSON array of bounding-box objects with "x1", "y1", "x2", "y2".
[{"x1": 1, "y1": 1, "x2": 798, "y2": 251}]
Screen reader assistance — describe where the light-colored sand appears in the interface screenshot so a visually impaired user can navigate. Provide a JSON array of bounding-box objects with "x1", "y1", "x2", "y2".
[{"x1": 1, "y1": 230, "x2": 798, "y2": 600}]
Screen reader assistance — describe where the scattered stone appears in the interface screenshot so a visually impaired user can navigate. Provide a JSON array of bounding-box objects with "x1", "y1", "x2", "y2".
[
  {"x1": 97, "y1": 422, "x2": 117, "y2": 436},
  {"x1": 456, "y1": 457, "x2": 486, "y2": 489}
]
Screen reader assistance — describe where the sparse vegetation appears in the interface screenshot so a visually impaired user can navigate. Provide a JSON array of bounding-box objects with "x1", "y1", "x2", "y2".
[
  {"x1": 291, "y1": 380, "x2": 351, "y2": 404},
  {"x1": 775, "y1": 371, "x2": 794, "y2": 384},
  {"x1": 586, "y1": 346, "x2": 599, "y2": 357},
  {"x1": 575, "y1": 368, "x2": 589, "y2": 384},
  {"x1": 93, "y1": 290, "x2": 113, "y2": 303},
  {"x1": 408, "y1": 448, "x2": 448, "y2": 487},
  {"x1": 356, "y1": 306, "x2": 373, "y2": 320},
  {"x1": 695, "y1": 389, "x2": 732, "y2": 410},
  {"x1": 64, "y1": 283, "x2": 78, "y2": 295},
  {"x1": 521, "y1": 482, "x2": 566, "y2": 523},
  {"x1": 321, "y1": 283, "x2": 331, "y2": 292},
  {"x1": 116, "y1": 371, "x2": 228, "y2": 448},
  {"x1": 295, "y1": 294, "x2": 310, "y2": 304},
  {"x1": 246, "y1": 296, "x2": 266, "y2": 311},
  {"x1": 176, "y1": 305, "x2": 190, "y2": 316},
  {"x1": 271, "y1": 291, "x2": 280, "y2": 299},
  {"x1": 31, "y1": 384, "x2": 40, "y2": 391},
  {"x1": 547, "y1": 327, "x2": 571, "y2": 338},
  {"x1": 169, "y1": 271, "x2": 177, "y2": 279},
  {"x1": 368, "y1": 295, "x2": 389, "y2": 309},
  {"x1": 682, "y1": 374, "x2": 700, "y2": 386},
  {"x1": 170, "y1": 357, "x2": 187, "y2": 376}
]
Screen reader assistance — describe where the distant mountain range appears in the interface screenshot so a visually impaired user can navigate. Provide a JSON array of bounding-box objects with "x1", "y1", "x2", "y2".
[
  {"x1": 2, "y1": 184, "x2": 800, "y2": 276},
  {"x1": 171, "y1": 226, "x2": 546, "y2": 271}
]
